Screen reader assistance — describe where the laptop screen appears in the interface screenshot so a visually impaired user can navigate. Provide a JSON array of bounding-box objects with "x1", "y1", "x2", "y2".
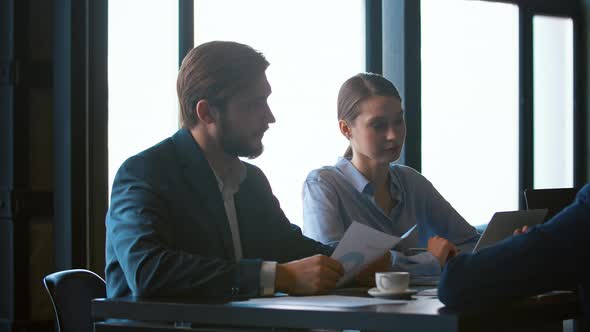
[{"x1": 473, "y1": 209, "x2": 548, "y2": 252}]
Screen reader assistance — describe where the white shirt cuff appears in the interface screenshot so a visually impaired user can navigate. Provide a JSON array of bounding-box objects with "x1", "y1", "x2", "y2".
[{"x1": 260, "y1": 261, "x2": 277, "y2": 296}]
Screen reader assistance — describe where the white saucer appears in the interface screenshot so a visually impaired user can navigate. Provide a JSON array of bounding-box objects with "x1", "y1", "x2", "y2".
[{"x1": 368, "y1": 287, "x2": 418, "y2": 299}]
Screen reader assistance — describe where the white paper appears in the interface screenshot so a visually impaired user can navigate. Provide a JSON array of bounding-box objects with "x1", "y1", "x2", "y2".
[
  {"x1": 331, "y1": 221, "x2": 401, "y2": 287},
  {"x1": 231, "y1": 295, "x2": 407, "y2": 308}
]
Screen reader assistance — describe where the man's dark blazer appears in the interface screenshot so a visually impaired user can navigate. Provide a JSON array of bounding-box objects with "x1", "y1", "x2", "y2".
[
  {"x1": 438, "y1": 183, "x2": 590, "y2": 326},
  {"x1": 106, "y1": 129, "x2": 332, "y2": 299}
]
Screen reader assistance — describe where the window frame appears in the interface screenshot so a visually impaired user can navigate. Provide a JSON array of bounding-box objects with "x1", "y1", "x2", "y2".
[{"x1": 379, "y1": 0, "x2": 586, "y2": 209}]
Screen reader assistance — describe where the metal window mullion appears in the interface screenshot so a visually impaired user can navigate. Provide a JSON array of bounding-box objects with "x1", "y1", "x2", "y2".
[
  {"x1": 365, "y1": 0, "x2": 382, "y2": 74},
  {"x1": 573, "y1": 10, "x2": 587, "y2": 186},
  {"x1": 179, "y1": 0, "x2": 194, "y2": 68},
  {"x1": 519, "y1": 7, "x2": 534, "y2": 207}
]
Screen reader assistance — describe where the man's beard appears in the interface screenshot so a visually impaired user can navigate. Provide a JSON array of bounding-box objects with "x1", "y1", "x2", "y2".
[{"x1": 218, "y1": 117, "x2": 264, "y2": 159}]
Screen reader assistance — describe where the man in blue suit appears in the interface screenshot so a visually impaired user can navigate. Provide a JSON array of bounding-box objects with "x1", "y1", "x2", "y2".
[
  {"x1": 438, "y1": 184, "x2": 590, "y2": 326},
  {"x1": 106, "y1": 41, "x2": 384, "y2": 299}
]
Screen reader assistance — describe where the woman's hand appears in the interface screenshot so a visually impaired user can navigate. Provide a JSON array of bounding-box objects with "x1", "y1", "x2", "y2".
[{"x1": 427, "y1": 236, "x2": 457, "y2": 267}]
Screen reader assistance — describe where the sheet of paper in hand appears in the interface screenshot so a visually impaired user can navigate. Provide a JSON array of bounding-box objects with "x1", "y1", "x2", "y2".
[{"x1": 331, "y1": 221, "x2": 401, "y2": 287}]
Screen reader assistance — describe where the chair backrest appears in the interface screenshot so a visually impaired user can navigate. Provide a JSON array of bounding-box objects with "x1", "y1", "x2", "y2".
[
  {"x1": 524, "y1": 187, "x2": 578, "y2": 221},
  {"x1": 43, "y1": 269, "x2": 106, "y2": 332}
]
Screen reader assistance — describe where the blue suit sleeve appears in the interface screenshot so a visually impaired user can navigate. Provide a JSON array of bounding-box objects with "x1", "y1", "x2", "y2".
[
  {"x1": 438, "y1": 184, "x2": 590, "y2": 309},
  {"x1": 248, "y1": 166, "x2": 333, "y2": 261}
]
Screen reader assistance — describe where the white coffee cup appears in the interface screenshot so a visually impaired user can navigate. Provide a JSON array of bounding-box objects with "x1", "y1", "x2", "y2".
[{"x1": 375, "y1": 272, "x2": 410, "y2": 293}]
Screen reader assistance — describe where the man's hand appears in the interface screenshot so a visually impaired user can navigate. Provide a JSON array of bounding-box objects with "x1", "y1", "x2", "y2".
[
  {"x1": 513, "y1": 225, "x2": 530, "y2": 235},
  {"x1": 356, "y1": 252, "x2": 392, "y2": 287},
  {"x1": 275, "y1": 255, "x2": 344, "y2": 295},
  {"x1": 427, "y1": 236, "x2": 457, "y2": 267}
]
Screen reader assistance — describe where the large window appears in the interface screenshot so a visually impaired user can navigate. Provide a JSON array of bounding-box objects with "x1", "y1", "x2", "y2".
[
  {"x1": 533, "y1": 16, "x2": 574, "y2": 189},
  {"x1": 194, "y1": 0, "x2": 365, "y2": 226},
  {"x1": 108, "y1": 1, "x2": 179, "y2": 194},
  {"x1": 107, "y1": 0, "x2": 580, "y2": 227},
  {"x1": 421, "y1": 0, "x2": 520, "y2": 225}
]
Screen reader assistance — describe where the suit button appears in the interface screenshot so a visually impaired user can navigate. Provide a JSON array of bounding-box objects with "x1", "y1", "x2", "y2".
[{"x1": 231, "y1": 287, "x2": 240, "y2": 295}]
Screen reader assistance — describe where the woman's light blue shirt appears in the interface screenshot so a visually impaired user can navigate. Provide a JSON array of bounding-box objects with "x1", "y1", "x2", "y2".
[{"x1": 302, "y1": 158, "x2": 479, "y2": 276}]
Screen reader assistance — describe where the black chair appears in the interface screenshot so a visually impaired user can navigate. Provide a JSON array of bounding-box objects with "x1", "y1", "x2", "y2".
[
  {"x1": 524, "y1": 187, "x2": 579, "y2": 221},
  {"x1": 43, "y1": 269, "x2": 106, "y2": 332}
]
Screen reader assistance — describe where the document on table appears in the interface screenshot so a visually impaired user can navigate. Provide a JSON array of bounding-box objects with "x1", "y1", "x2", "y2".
[
  {"x1": 332, "y1": 221, "x2": 403, "y2": 287},
  {"x1": 231, "y1": 295, "x2": 407, "y2": 308}
]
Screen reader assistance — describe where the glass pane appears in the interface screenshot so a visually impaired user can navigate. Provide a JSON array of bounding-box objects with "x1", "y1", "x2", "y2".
[
  {"x1": 421, "y1": 0, "x2": 519, "y2": 225},
  {"x1": 195, "y1": 0, "x2": 365, "y2": 226},
  {"x1": 533, "y1": 16, "x2": 574, "y2": 189},
  {"x1": 108, "y1": 1, "x2": 179, "y2": 193}
]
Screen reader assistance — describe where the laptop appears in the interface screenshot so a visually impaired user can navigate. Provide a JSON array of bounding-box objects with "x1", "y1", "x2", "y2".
[{"x1": 472, "y1": 209, "x2": 548, "y2": 252}]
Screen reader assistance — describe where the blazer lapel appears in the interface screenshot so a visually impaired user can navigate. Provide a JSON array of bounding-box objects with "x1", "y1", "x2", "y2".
[{"x1": 172, "y1": 129, "x2": 236, "y2": 260}]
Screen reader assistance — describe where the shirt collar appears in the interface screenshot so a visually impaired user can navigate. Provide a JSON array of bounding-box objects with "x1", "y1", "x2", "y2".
[
  {"x1": 336, "y1": 157, "x2": 403, "y2": 202},
  {"x1": 210, "y1": 158, "x2": 247, "y2": 197},
  {"x1": 335, "y1": 158, "x2": 372, "y2": 194}
]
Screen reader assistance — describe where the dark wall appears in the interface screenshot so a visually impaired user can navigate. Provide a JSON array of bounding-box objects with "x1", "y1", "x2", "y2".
[
  {"x1": 1, "y1": 0, "x2": 107, "y2": 331},
  {"x1": 1, "y1": 0, "x2": 55, "y2": 331},
  {"x1": 586, "y1": 1, "x2": 590, "y2": 180}
]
